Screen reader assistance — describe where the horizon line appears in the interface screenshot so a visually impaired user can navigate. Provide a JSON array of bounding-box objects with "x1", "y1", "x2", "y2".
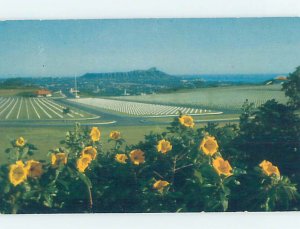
[{"x1": 0, "y1": 71, "x2": 288, "y2": 79}]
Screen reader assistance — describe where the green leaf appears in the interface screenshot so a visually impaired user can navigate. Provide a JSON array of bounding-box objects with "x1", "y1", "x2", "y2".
[
  {"x1": 202, "y1": 184, "x2": 214, "y2": 188},
  {"x1": 43, "y1": 193, "x2": 53, "y2": 208},
  {"x1": 23, "y1": 191, "x2": 35, "y2": 199},
  {"x1": 222, "y1": 186, "x2": 231, "y2": 196},
  {"x1": 194, "y1": 170, "x2": 203, "y2": 184},
  {"x1": 222, "y1": 199, "x2": 228, "y2": 211},
  {"x1": 4, "y1": 184, "x2": 10, "y2": 194},
  {"x1": 77, "y1": 172, "x2": 92, "y2": 188},
  {"x1": 176, "y1": 208, "x2": 183, "y2": 212}
]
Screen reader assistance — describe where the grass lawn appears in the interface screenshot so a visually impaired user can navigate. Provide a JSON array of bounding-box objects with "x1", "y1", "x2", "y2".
[
  {"x1": 0, "y1": 125, "x2": 168, "y2": 163},
  {"x1": 0, "y1": 88, "x2": 37, "y2": 97},
  {"x1": 113, "y1": 84, "x2": 287, "y2": 111}
]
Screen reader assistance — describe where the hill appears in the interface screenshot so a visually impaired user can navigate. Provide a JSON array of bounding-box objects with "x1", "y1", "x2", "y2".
[{"x1": 81, "y1": 67, "x2": 180, "y2": 86}]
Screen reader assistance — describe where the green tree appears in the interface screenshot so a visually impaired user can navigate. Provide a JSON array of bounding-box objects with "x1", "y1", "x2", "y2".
[
  {"x1": 282, "y1": 66, "x2": 300, "y2": 109},
  {"x1": 235, "y1": 100, "x2": 300, "y2": 180},
  {"x1": 62, "y1": 107, "x2": 70, "y2": 115},
  {"x1": 1, "y1": 78, "x2": 25, "y2": 88}
]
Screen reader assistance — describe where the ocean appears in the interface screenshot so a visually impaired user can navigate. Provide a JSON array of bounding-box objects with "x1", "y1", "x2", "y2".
[{"x1": 179, "y1": 73, "x2": 286, "y2": 83}]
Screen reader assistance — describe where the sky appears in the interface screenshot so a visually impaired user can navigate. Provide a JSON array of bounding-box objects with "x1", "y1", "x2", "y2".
[{"x1": 0, "y1": 18, "x2": 300, "y2": 77}]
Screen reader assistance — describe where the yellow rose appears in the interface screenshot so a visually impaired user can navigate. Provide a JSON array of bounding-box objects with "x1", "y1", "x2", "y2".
[
  {"x1": 259, "y1": 160, "x2": 280, "y2": 177},
  {"x1": 157, "y1": 139, "x2": 172, "y2": 154},
  {"x1": 81, "y1": 146, "x2": 97, "y2": 160},
  {"x1": 15, "y1": 137, "x2": 25, "y2": 147},
  {"x1": 212, "y1": 157, "x2": 233, "y2": 177},
  {"x1": 9, "y1": 161, "x2": 28, "y2": 186},
  {"x1": 200, "y1": 136, "x2": 219, "y2": 156},
  {"x1": 129, "y1": 149, "x2": 145, "y2": 165},
  {"x1": 77, "y1": 154, "x2": 93, "y2": 173},
  {"x1": 90, "y1": 127, "x2": 101, "y2": 142},
  {"x1": 153, "y1": 180, "x2": 170, "y2": 193},
  {"x1": 115, "y1": 154, "x2": 128, "y2": 164},
  {"x1": 26, "y1": 160, "x2": 43, "y2": 178},
  {"x1": 51, "y1": 153, "x2": 67, "y2": 168},
  {"x1": 178, "y1": 115, "x2": 194, "y2": 128},
  {"x1": 110, "y1": 131, "x2": 121, "y2": 140}
]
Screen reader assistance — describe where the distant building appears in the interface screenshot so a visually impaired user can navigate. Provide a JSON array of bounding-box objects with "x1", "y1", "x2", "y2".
[
  {"x1": 36, "y1": 89, "x2": 52, "y2": 97},
  {"x1": 69, "y1": 88, "x2": 80, "y2": 94},
  {"x1": 93, "y1": 86, "x2": 100, "y2": 93},
  {"x1": 124, "y1": 89, "x2": 130, "y2": 96},
  {"x1": 275, "y1": 76, "x2": 287, "y2": 81}
]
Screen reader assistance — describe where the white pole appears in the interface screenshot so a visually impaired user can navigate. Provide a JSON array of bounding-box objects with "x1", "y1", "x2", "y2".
[{"x1": 75, "y1": 74, "x2": 78, "y2": 99}]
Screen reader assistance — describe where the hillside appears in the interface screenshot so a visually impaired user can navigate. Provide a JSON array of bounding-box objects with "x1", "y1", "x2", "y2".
[
  {"x1": 81, "y1": 67, "x2": 180, "y2": 86},
  {"x1": 113, "y1": 84, "x2": 287, "y2": 111}
]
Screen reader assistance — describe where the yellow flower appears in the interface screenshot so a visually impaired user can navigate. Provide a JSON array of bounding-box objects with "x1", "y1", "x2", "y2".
[
  {"x1": 212, "y1": 157, "x2": 233, "y2": 177},
  {"x1": 110, "y1": 131, "x2": 121, "y2": 140},
  {"x1": 77, "y1": 154, "x2": 93, "y2": 173},
  {"x1": 157, "y1": 139, "x2": 172, "y2": 154},
  {"x1": 90, "y1": 127, "x2": 101, "y2": 142},
  {"x1": 9, "y1": 161, "x2": 28, "y2": 186},
  {"x1": 81, "y1": 146, "x2": 97, "y2": 160},
  {"x1": 51, "y1": 153, "x2": 67, "y2": 167},
  {"x1": 129, "y1": 149, "x2": 145, "y2": 165},
  {"x1": 200, "y1": 136, "x2": 219, "y2": 156},
  {"x1": 179, "y1": 115, "x2": 194, "y2": 128},
  {"x1": 153, "y1": 180, "x2": 170, "y2": 193},
  {"x1": 15, "y1": 137, "x2": 25, "y2": 147},
  {"x1": 259, "y1": 160, "x2": 280, "y2": 177},
  {"x1": 115, "y1": 154, "x2": 128, "y2": 164},
  {"x1": 26, "y1": 160, "x2": 43, "y2": 178}
]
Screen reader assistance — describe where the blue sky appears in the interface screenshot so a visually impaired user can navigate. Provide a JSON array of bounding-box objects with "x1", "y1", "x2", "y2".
[{"x1": 0, "y1": 18, "x2": 300, "y2": 77}]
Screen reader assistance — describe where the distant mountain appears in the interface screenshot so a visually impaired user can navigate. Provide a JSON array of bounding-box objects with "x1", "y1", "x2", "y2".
[{"x1": 81, "y1": 67, "x2": 180, "y2": 86}]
